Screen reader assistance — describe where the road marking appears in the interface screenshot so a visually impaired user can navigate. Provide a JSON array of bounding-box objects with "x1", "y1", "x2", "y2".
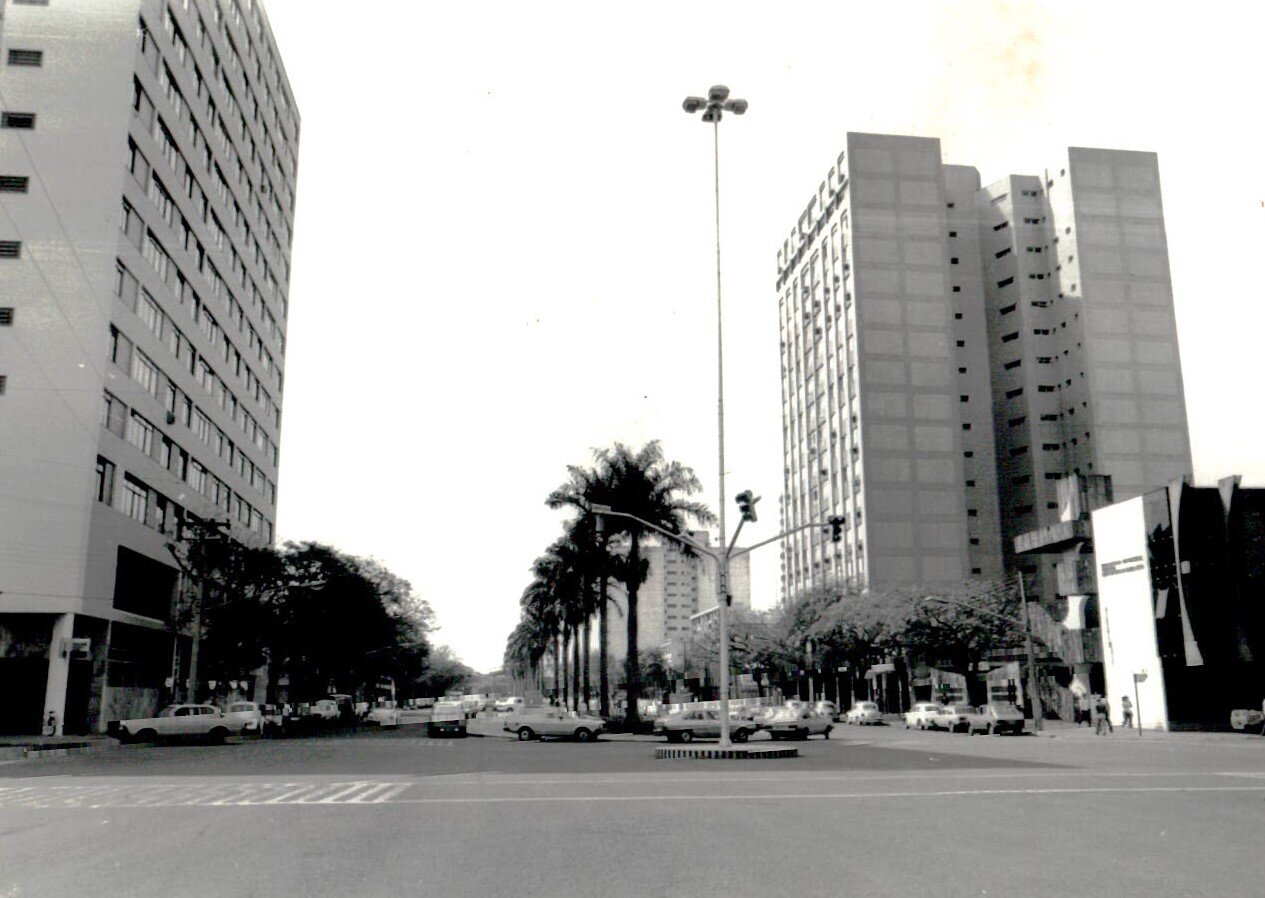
[
  {"x1": 381, "y1": 785, "x2": 1265, "y2": 805},
  {"x1": 2, "y1": 780, "x2": 1264, "y2": 809}
]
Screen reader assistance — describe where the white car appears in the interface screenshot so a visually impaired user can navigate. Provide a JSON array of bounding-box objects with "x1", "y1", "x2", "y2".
[
  {"x1": 929, "y1": 703, "x2": 973, "y2": 733},
  {"x1": 506, "y1": 708, "x2": 605, "y2": 742},
  {"x1": 904, "y1": 702, "x2": 944, "y2": 730},
  {"x1": 766, "y1": 709, "x2": 833, "y2": 740},
  {"x1": 845, "y1": 701, "x2": 882, "y2": 725},
  {"x1": 107, "y1": 704, "x2": 243, "y2": 744},
  {"x1": 428, "y1": 701, "x2": 468, "y2": 737},
  {"x1": 223, "y1": 701, "x2": 264, "y2": 733},
  {"x1": 494, "y1": 696, "x2": 525, "y2": 714},
  {"x1": 366, "y1": 702, "x2": 402, "y2": 727}
]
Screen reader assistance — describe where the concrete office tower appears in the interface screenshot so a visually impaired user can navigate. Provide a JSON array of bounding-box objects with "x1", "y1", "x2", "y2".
[
  {"x1": 777, "y1": 133, "x2": 999, "y2": 601},
  {"x1": 979, "y1": 148, "x2": 1192, "y2": 568},
  {"x1": 779, "y1": 135, "x2": 1191, "y2": 605},
  {"x1": 0, "y1": 0, "x2": 298, "y2": 734}
]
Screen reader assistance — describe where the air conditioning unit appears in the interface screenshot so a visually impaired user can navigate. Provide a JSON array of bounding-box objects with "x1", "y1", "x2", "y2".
[{"x1": 166, "y1": 411, "x2": 177, "y2": 425}]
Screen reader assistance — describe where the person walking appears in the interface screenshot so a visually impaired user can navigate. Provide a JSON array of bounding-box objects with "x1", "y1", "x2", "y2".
[
  {"x1": 1095, "y1": 694, "x2": 1113, "y2": 735},
  {"x1": 1121, "y1": 695, "x2": 1134, "y2": 730}
]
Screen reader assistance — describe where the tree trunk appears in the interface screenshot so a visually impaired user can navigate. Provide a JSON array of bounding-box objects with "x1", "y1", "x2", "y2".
[
  {"x1": 561, "y1": 626, "x2": 571, "y2": 709},
  {"x1": 598, "y1": 572, "x2": 610, "y2": 718},
  {"x1": 624, "y1": 534, "x2": 642, "y2": 728},
  {"x1": 554, "y1": 631, "x2": 562, "y2": 705},
  {"x1": 572, "y1": 623, "x2": 581, "y2": 712},
  {"x1": 582, "y1": 618, "x2": 591, "y2": 712}
]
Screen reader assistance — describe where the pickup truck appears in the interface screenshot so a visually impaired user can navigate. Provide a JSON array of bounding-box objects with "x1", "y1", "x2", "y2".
[{"x1": 108, "y1": 704, "x2": 243, "y2": 744}]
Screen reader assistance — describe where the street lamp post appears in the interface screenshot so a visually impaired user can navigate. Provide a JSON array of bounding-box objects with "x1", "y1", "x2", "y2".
[{"x1": 683, "y1": 84, "x2": 747, "y2": 748}]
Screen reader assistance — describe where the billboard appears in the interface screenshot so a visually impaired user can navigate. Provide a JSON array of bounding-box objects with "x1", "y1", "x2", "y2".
[{"x1": 1092, "y1": 496, "x2": 1169, "y2": 730}]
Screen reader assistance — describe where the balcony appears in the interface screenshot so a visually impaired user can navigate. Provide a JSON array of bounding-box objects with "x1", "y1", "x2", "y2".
[{"x1": 1013, "y1": 519, "x2": 1090, "y2": 555}]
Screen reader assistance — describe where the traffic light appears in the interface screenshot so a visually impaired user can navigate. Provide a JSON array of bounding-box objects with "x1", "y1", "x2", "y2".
[
  {"x1": 735, "y1": 490, "x2": 759, "y2": 523},
  {"x1": 828, "y1": 515, "x2": 845, "y2": 543}
]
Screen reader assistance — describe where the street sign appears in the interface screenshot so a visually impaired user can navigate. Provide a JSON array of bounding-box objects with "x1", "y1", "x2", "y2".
[{"x1": 1133, "y1": 672, "x2": 1148, "y2": 683}]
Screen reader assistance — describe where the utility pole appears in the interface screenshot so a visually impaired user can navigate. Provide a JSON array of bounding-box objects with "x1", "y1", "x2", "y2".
[
  {"x1": 1017, "y1": 574, "x2": 1044, "y2": 732},
  {"x1": 173, "y1": 517, "x2": 230, "y2": 704}
]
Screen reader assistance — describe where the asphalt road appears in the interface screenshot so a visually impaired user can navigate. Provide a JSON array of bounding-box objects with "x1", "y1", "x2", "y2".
[{"x1": 2, "y1": 722, "x2": 1263, "y2": 897}]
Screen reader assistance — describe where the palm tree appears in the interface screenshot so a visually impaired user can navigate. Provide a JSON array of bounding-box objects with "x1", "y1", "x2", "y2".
[
  {"x1": 593, "y1": 441, "x2": 713, "y2": 729},
  {"x1": 547, "y1": 464, "x2": 619, "y2": 717}
]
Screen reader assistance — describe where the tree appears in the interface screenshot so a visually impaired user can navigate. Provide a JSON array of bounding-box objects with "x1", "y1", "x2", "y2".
[
  {"x1": 593, "y1": 441, "x2": 713, "y2": 729},
  {"x1": 411, "y1": 645, "x2": 473, "y2": 698},
  {"x1": 546, "y1": 462, "x2": 620, "y2": 716},
  {"x1": 902, "y1": 578, "x2": 1028, "y2": 705}
]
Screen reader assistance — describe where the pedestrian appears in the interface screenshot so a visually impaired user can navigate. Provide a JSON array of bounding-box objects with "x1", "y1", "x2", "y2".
[
  {"x1": 1120, "y1": 695, "x2": 1134, "y2": 730},
  {"x1": 1076, "y1": 692, "x2": 1091, "y2": 727},
  {"x1": 1095, "y1": 694, "x2": 1113, "y2": 735}
]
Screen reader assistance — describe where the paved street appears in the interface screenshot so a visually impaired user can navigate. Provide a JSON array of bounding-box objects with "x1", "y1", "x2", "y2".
[{"x1": 2, "y1": 723, "x2": 1263, "y2": 897}]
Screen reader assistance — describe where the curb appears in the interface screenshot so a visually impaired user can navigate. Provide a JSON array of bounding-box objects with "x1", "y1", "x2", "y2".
[{"x1": 655, "y1": 746, "x2": 799, "y2": 760}]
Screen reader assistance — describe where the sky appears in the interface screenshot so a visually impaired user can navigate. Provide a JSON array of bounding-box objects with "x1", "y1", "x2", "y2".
[{"x1": 265, "y1": 0, "x2": 1265, "y2": 673}]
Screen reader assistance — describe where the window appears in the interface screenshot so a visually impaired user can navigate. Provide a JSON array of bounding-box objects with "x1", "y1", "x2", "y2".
[
  {"x1": 955, "y1": 339, "x2": 965, "y2": 347},
  {"x1": 95, "y1": 457, "x2": 116, "y2": 504},
  {"x1": 1010, "y1": 447, "x2": 1029, "y2": 457},
  {"x1": 0, "y1": 375, "x2": 6, "y2": 395},
  {"x1": 999, "y1": 303, "x2": 1016, "y2": 315},
  {"x1": 1045, "y1": 472, "x2": 1062, "y2": 480},
  {"x1": 954, "y1": 312, "x2": 963, "y2": 320},
  {"x1": 994, "y1": 247, "x2": 1012, "y2": 259},
  {"x1": 949, "y1": 230, "x2": 957, "y2": 238},
  {"x1": 1028, "y1": 273, "x2": 1046, "y2": 280},
  {"x1": 1005, "y1": 387, "x2": 1024, "y2": 399},
  {"x1": 996, "y1": 276, "x2": 1014, "y2": 288},
  {"x1": 0, "y1": 241, "x2": 21, "y2": 259},
  {"x1": 6, "y1": 49, "x2": 43, "y2": 67},
  {"x1": 0, "y1": 112, "x2": 36, "y2": 129},
  {"x1": 1040, "y1": 413, "x2": 1059, "y2": 422},
  {"x1": 125, "y1": 412, "x2": 155, "y2": 455},
  {"x1": 1001, "y1": 332, "x2": 1019, "y2": 343},
  {"x1": 1003, "y1": 359, "x2": 1022, "y2": 370},
  {"x1": 952, "y1": 285, "x2": 961, "y2": 293},
  {"x1": 1012, "y1": 473, "x2": 1031, "y2": 483},
  {"x1": 1042, "y1": 443, "x2": 1061, "y2": 451},
  {"x1": 1037, "y1": 384, "x2": 1056, "y2": 393},
  {"x1": 960, "y1": 395, "x2": 969, "y2": 402},
  {"x1": 122, "y1": 478, "x2": 148, "y2": 524},
  {"x1": 1014, "y1": 504, "x2": 1034, "y2": 516},
  {"x1": 0, "y1": 307, "x2": 12, "y2": 326},
  {"x1": 950, "y1": 257, "x2": 959, "y2": 265},
  {"x1": 0, "y1": 176, "x2": 29, "y2": 192},
  {"x1": 992, "y1": 221, "x2": 1009, "y2": 232},
  {"x1": 131, "y1": 350, "x2": 159, "y2": 395}
]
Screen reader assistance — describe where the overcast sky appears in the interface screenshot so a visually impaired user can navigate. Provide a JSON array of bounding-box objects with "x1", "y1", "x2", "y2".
[{"x1": 265, "y1": 0, "x2": 1265, "y2": 672}]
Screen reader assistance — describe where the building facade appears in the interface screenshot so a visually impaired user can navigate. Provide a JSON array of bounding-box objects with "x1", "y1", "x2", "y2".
[
  {"x1": 0, "y1": 0, "x2": 298, "y2": 734},
  {"x1": 1092, "y1": 476, "x2": 1263, "y2": 730},
  {"x1": 605, "y1": 532, "x2": 751, "y2": 664},
  {"x1": 778, "y1": 133, "x2": 1191, "y2": 606}
]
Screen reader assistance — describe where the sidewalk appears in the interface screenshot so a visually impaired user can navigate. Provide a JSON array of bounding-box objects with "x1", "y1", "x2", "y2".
[
  {"x1": 1030, "y1": 719, "x2": 1262, "y2": 742},
  {"x1": 0, "y1": 734, "x2": 121, "y2": 761}
]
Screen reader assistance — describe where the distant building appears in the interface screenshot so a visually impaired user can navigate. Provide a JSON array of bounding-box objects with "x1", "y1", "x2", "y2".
[
  {"x1": 777, "y1": 133, "x2": 1191, "y2": 604},
  {"x1": 605, "y1": 532, "x2": 750, "y2": 665},
  {"x1": 0, "y1": 0, "x2": 298, "y2": 734}
]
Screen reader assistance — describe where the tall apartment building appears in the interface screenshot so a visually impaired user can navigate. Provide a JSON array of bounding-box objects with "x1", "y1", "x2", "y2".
[
  {"x1": 778, "y1": 133, "x2": 1190, "y2": 604},
  {"x1": 0, "y1": 0, "x2": 298, "y2": 735},
  {"x1": 606, "y1": 532, "x2": 751, "y2": 663}
]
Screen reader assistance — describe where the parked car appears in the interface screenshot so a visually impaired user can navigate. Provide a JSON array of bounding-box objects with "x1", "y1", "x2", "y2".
[
  {"x1": 766, "y1": 709, "x2": 833, "y2": 740},
  {"x1": 929, "y1": 703, "x2": 974, "y2": 733},
  {"x1": 427, "y1": 701, "x2": 468, "y2": 737},
  {"x1": 784, "y1": 699, "x2": 810, "y2": 713},
  {"x1": 904, "y1": 701, "x2": 944, "y2": 730},
  {"x1": 813, "y1": 701, "x2": 840, "y2": 721},
  {"x1": 653, "y1": 709, "x2": 757, "y2": 744},
  {"x1": 494, "y1": 696, "x2": 526, "y2": 714},
  {"x1": 965, "y1": 703, "x2": 1026, "y2": 735},
  {"x1": 259, "y1": 703, "x2": 285, "y2": 734},
  {"x1": 367, "y1": 702, "x2": 402, "y2": 727},
  {"x1": 307, "y1": 699, "x2": 340, "y2": 721},
  {"x1": 223, "y1": 701, "x2": 264, "y2": 733},
  {"x1": 845, "y1": 701, "x2": 882, "y2": 725},
  {"x1": 107, "y1": 704, "x2": 242, "y2": 744},
  {"x1": 505, "y1": 708, "x2": 605, "y2": 742}
]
